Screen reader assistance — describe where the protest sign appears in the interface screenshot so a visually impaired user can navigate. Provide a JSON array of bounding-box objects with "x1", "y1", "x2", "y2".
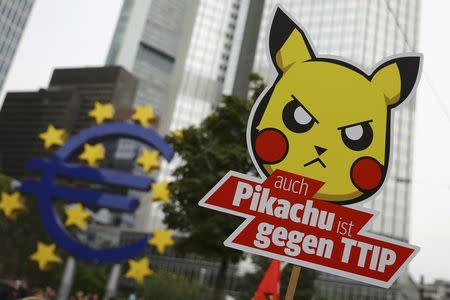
[{"x1": 199, "y1": 5, "x2": 422, "y2": 291}]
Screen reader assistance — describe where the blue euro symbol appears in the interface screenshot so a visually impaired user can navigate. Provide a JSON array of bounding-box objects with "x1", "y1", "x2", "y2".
[{"x1": 20, "y1": 122, "x2": 173, "y2": 263}]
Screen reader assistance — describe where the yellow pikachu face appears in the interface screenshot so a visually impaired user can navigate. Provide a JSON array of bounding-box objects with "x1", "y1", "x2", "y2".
[{"x1": 248, "y1": 8, "x2": 422, "y2": 204}]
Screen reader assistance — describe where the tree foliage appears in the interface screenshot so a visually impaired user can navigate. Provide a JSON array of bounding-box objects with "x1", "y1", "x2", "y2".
[
  {"x1": 141, "y1": 271, "x2": 214, "y2": 300},
  {"x1": 71, "y1": 261, "x2": 107, "y2": 296},
  {"x1": 163, "y1": 94, "x2": 254, "y2": 262},
  {"x1": 163, "y1": 74, "x2": 264, "y2": 260},
  {"x1": 0, "y1": 173, "x2": 62, "y2": 287},
  {"x1": 163, "y1": 74, "x2": 264, "y2": 297},
  {"x1": 163, "y1": 74, "x2": 318, "y2": 298}
]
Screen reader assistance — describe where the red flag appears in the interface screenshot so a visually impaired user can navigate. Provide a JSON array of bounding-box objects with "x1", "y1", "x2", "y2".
[{"x1": 253, "y1": 260, "x2": 281, "y2": 300}]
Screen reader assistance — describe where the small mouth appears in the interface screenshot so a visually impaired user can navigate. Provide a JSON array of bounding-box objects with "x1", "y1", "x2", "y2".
[{"x1": 304, "y1": 157, "x2": 326, "y2": 168}]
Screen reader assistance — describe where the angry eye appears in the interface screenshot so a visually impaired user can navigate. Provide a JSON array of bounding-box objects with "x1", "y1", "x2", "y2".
[
  {"x1": 282, "y1": 99, "x2": 317, "y2": 133},
  {"x1": 340, "y1": 122, "x2": 373, "y2": 151}
]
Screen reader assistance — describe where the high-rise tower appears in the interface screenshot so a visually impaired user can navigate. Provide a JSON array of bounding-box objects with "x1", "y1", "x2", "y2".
[
  {"x1": 0, "y1": 0, "x2": 34, "y2": 91},
  {"x1": 106, "y1": 0, "x2": 197, "y2": 122}
]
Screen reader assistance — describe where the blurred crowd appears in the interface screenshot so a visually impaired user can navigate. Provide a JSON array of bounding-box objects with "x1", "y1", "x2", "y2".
[
  {"x1": 0, "y1": 278, "x2": 101, "y2": 300},
  {"x1": 0, "y1": 278, "x2": 55, "y2": 299}
]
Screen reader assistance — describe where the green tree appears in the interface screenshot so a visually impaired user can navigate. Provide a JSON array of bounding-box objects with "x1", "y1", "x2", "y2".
[
  {"x1": 163, "y1": 74, "x2": 266, "y2": 298},
  {"x1": 164, "y1": 73, "x2": 319, "y2": 299},
  {"x1": 71, "y1": 261, "x2": 107, "y2": 296},
  {"x1": 119, "y1": 271, "x2": 214, "y2": 300},
  {"x1": 141, "y1": 271, "x2": 214, "y2": 300},
  {"x1": 236, "y1": 256, "x2": 318, "y2": 300},
  {"x1": 0, "y1": 173, "x2": 11, "y2": 192},
  {"x1": 0, "y1": 173, "x2": 63, "y2": 288}
]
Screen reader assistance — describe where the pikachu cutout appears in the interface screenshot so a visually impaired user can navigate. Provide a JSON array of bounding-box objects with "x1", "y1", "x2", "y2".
[{"x1": 248, "y1": 7, "x2": 422, "y2": 205}]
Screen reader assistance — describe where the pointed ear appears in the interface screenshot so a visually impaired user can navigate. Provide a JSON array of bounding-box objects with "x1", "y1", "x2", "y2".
[
  {"x1": 269, "y1": 7, "x2": 316, "y2": 73},
  {"x1": 371, "y1": 56, "x2": 422, "y2": 107}
]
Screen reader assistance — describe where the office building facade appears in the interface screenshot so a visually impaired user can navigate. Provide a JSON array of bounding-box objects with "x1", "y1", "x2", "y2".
[
  {"x1": 0, "y1": 66, "x2": 137, "y2": 179},
  {"x1": 105, "y1": 1, "x2": 203, "y2": 230},
  {"x1": 421, "y1": 279, "x2": 450, "y2": 300},
  {"x1": 0, "y1": 0, "x2": 34, "y2": 91},
  {"x1": 106, "y1": 0, "x2": 191, "y2": 114},
  {"x1": 106, "y1": 0, "x2": 264, "y2": 230}
]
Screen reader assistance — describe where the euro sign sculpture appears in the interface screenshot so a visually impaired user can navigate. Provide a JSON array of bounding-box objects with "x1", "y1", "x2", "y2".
[{"x1": 20, "y1": 122, "x2": 173, "y2": 263}]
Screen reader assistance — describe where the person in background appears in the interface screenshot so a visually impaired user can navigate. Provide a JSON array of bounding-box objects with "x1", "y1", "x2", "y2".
[
  {"x1": 73, "y1": 289, "x2": 84, "y2": 300},
  {"x1": 30, "y1": 287, "x2": 45, "y2": 298},
  {"x1": 128, "y1": 292, "x2": 136, "y2": 300},
  {"x1": 6, "y1": 277, "x2": 18, "y2": 300},
  {"x1": 17, "y1": 278, "x2": 30, "y2": 298},
  {"x1": 44, "y1": 286, "x2": 56, "y2": 299}
]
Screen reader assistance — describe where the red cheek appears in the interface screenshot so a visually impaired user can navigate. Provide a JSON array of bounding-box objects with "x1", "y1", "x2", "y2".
[
  {"x1": 351, "y1": 157, "x2": 384, "y2": 191},
  {"x1": 255, "y1": 129, "x2": 288, "y2": 164}
]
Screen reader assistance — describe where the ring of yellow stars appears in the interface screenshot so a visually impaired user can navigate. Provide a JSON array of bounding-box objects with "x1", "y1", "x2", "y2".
[
  {"x1": 64, "y1": 203, "x2": 91, "y2": 231},
  {"x1": 131, "y1": 105, "x2": 156, "y2": 127},
  {"x1": 30, "y1": 242, "x2": 62, "y2": 271},
  {"x1": 79, "y1": 143, "x2": 105, "y2": 167},
  {"x1": 0, "y1": 192, "x2": 25, "y2": 219},
  {"x1": 136, "y1": 149, "x2": 160, "y2": 173},
  {"x1": 39, "y1": 125, "x2": 67, "y2": 149},
  {"x1": 151, "y1": 181, "x2": 170, "y2": 203},
  {"x1": 89, "y1": 102, "x2": 115, "y2": 124},
  {"x1": 148, "y1": 228, "x2": 174, "y2": 255},
  {"x1": 125, "y1": 257, "x2": 154, "y2": 284}
]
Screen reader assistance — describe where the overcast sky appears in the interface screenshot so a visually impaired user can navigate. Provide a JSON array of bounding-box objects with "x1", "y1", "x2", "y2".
[{"x1": 1, "y1": 0, "x2": 449, "y2": 284}]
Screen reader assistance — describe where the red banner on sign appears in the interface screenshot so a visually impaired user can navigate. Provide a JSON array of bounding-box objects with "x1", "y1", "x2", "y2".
[{"x1": 199, "y1": 169, "x2": 418, "y2": 288}]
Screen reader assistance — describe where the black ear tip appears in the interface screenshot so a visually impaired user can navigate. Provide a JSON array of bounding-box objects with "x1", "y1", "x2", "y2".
[
  {"x1": 396, "y1": 56, "x2": 421, "y2": 100},
  {"x1": 397, "y1": 55, "x2": 421, "y2": 67},
  {"x1": 272, "y1": 6, "x2": 294, "y2": 28},
  {"x1": 270, "y1": 6, "x2": 297, "y2": 57},
  {"x1": 274, "y1": 6, "x2": 287, "y2": 17}
]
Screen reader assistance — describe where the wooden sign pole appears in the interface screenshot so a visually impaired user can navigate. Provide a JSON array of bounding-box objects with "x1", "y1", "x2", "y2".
[{"x1": 285, "y1": 265, "x2": 301, "y2": 300}]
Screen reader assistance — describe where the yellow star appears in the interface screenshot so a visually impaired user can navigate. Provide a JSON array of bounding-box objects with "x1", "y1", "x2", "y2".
[
  {"x1": 0, "y1": 192, "x2": 25, "y2": 219},
  {"x1": 79, "y1": 143, "x2": 105, "y2": 167},
  {"x1": 148, "y1": 228, "x2": 174, "y2": 254},
  {"x1": 131, "y1": 105, "x2": 156, "y2": 127},
  {"x1": 89, "y1": 102, "x2": 115, "y2": 124},
  {"x1": 172, "y1": 130, "x2": 183, "y2": 142},
  {"x1": 136, "y1": 149, "x2": 160, "y2": 173},
  {"x1": 64, "y1": 203, "x2": 91, "y2": 231},
  {"x1": 151, "y1": 181, "x2": 170, "y2": 203},
  {"x1": 125, "y1": 257, "x2": 153, "y2": 284},
  {"x1": 30, "y1": 242, "x2": 62, "y2": 271},
  {"x1": 39, "y1": 125, "x2": 67, "y2": 149}
]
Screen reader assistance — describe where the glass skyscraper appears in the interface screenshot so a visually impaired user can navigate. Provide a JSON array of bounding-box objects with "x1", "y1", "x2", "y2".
[
  {"x1": 168, "y1": 0, "x2": 242, "y2": 130},
  {"x1": 0, "y1": 0, "x2": 34, "y2": 91},
  {"x1": 149, "y1": 0, "x2": 259, "y2": 229},
  {"x1": 106, "y1": 0, "x2": 194, "y2": 159},
  {"x1": 106, "y1": 0, "x2": 200, "y2": 230}
]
